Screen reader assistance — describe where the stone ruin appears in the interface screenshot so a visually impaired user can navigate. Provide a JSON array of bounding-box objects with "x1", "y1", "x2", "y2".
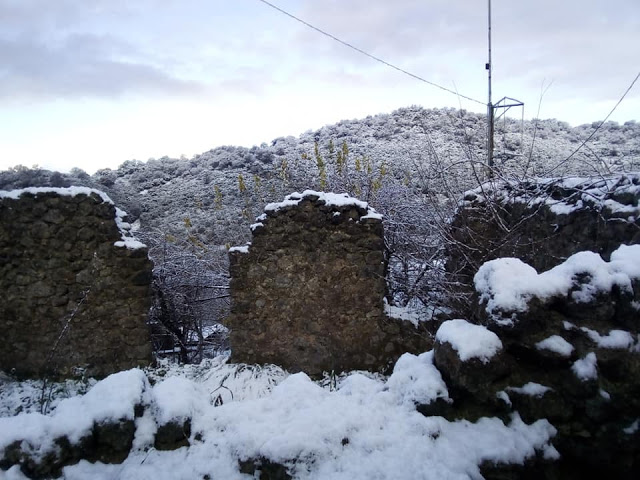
[
  {"x1": 433, "y1": 173, "x2": 640, "y2": 478},
  {"x1": 2, "y1": 177, "x2": 638, "y2": 479},
  {"x1": 429, "y1": 247, "x2": 640, "y2": 478},
  {"x1": 0, "y1": 187, "x2": 153, "y2": 378},
  {"x1": 447, "y1": 174, "x2": 640, "y2": 296},
  {"x1": 226, "y1": 190, "x2": 429, "y2": 376}
]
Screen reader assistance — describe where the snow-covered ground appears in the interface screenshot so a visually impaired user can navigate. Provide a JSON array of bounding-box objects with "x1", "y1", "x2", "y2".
[{"x1": 0, "y1": 354, "x2": 557, "y2": 480}]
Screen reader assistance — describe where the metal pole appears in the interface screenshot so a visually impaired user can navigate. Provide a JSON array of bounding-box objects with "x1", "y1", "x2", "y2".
[{"x1": 487, "y1": 0, "x2": 494, "y2": 170}]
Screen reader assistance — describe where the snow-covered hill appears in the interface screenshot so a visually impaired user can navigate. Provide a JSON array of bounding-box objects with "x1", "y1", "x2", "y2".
[{"x1": 1, "y1": 106, "x2": 639, "y2": 246}]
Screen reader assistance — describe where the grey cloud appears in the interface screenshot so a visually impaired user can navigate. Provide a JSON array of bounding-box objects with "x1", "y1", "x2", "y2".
[
  {"x1": 291, "y1": 0, "x2": 639, "y2": 103},
  {"x1": 295, "y1": 0, "x2": 484, "y2": 60},
  {"x1": 298, "y1": 0, "x2": 638, "y2": 53},
  {"x1": 0, "y1": 0, "x2": 210, "y2": 101},
  {"x1": 214, "y1": 66, "x2": 274, "y2": 96},
  {"x1": 0, "y1": 0, "x2": 168, "y2": 28},
  {"x1": 0, "y1": 33, "x2": 204, "y2": 101}
]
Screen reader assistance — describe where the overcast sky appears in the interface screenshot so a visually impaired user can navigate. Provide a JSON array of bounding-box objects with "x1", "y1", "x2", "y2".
[{"x1": 1, "y1": 0, "x2": 638, "y2": 173}]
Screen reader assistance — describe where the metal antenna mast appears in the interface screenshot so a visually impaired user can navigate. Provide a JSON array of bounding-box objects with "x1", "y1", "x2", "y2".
[
  {"x1": 487, "y1": 0, "x2": 494, "y2": 170},
  {"x1": 486, "y1": 0, "x2": 524, "y2": 173}
]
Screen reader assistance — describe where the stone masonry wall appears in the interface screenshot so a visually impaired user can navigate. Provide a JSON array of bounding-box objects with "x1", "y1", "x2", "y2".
[
  {"x1": 227, "y1": 191, "x2": 427, "y2": 376},
  {"x1": 429, "y1": 247, "x2": 640, "y2": 478},
  {"x1": 438, "y1": 174, "x2": 640, "y2": 477},
  {"x1": 447, "y1": 174, "x2": 640, "y2": 312},
  {"x1": 0, "y1": 187, "x2": 153, "y2": 378}
]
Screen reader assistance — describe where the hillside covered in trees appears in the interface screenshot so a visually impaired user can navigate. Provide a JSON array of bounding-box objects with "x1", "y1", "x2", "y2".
[{"x1": 2, "y1": 106, "x2": 639, "y2": 245}]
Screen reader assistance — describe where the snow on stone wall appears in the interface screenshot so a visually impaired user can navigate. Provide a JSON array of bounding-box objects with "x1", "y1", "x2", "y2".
[
  {"x1": 447, "y1": 173, "x2": 640, "y2": 295},
  {"x1": 0, "y1": 188, "x2": 153, "y2": 378}
]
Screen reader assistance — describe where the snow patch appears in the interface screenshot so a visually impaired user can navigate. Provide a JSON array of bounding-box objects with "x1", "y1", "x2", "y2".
[
  {"x1": 463, "y1": 175, "x2": 640, "y2": 221},
  {"x1": 580, "y1": 327, "x2": 635, "y2": 349},
  {"x1": 361, "y1": 209, "x2": 383, "y2": 221},
  {"x1": 0, "y1": 356, "x2": 559, "y2": 480},
  {"x1": 496, "y1": 391, "x2": 512, "y2": 406},
  {"x1": 114, "y1": 207, "x2": 147, "y2": 250},
  {"x1": 572, "y1": 353, "x2": 598, "y2": 381},
  {"x1": 0, "y1": 186, "x2": 113, "y2": 203},
  {"x1": 535, "y1": 335, "x2": 574, "y2": 357},
  {"x1": 132, "y1": 409, "x2": 157, "y2": 451},
  {"x1": 384, "y1": 301, "x2": 423, "y2": 327},
  {"x1": 0, "y1": 369, "x2": 149, "y2": 452},
  {"x1": 548, "y1": 201, "x2": 580, "y2": 216},
  {"x1": 507, "y1": 382, "x2": 552, "y2": 398},
  {"x1": 229, "y1": 243, "x2": 251, "y2": 254},
  {"x1": 0, "y1": 376, "x2": 97, "y2": 417},
  {"x1": 386, "y1": 352, "x2": 450, "y2": 406},
  {"x1": 623, "y1": 419, "x2": 639, "y2": 434},
  {"x1": 264, "y1": 190, "x2": 381, "y2": 221},
  {"x1": 0, "y1": 186, "x2": 145, "y2": 250},
  {"x1": 475, "y1": 245, "x2": 640, "y2": 323},
  {"x1": 152, "y1": 376, "x2": 206, "y2": 425},
  {"x1": 264, "y1": 196, "x2": 303, "y2": 212},
  {"x1": 435, "y1": 319, "x2": 503, "y2": 363},
  {"x1": 113, "y1": 239, "x2": 146, "y2": 249}
]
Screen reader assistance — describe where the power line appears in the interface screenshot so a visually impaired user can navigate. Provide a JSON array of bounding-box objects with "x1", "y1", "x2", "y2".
[
  {"x1": 256, "y1": 0, "x2": 485, "y2": 106},
  {"x1": 549, "y1": 70, "x2": 640, "y2": 174}
]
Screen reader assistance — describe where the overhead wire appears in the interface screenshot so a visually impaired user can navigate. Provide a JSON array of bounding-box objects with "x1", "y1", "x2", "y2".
[
  {"x1": 257, "y1": 0, "x2": 639, "y2": 168},
  {"x1": 547, "y1": 70, "x2": 640, "y2": 174},
  {"x1": 255, "y1": 0, "x2": 485, "y2": 106}
]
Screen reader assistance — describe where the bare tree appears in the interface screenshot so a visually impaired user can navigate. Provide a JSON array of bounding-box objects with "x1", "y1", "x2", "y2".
[{"x1": 140, "y1": 227, "x2": 231, "y2": 363}]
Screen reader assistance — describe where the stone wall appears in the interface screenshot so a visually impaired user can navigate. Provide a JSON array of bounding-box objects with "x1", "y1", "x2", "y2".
[
  {"x1": 429, "y1": 247, "x2": 640, "y2": 478},
  {"x1": 447, "y1": 174, "x2": 640, "y2": 311},
  {"x1": 0, "y1": 369, "x2": 192, "y2": 478},
  {"x1": 0, "y1": 187, "x2": 153, "y2": 378},
  {"x1": 436, "y1": 174, "x2": 640, "y2": 477},
  {"x1": 227, "y1": 191, "x2": 429, "y2": 375}
]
